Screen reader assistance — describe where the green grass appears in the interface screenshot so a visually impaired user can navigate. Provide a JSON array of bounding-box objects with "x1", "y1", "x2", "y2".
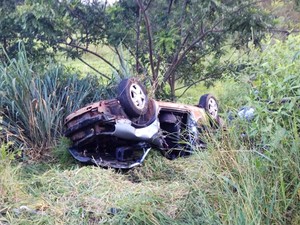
[
  {"x1": 57, "y1": 44, "x2": 130, "y2": 79},
  {"x1": 1, "y1": 130, "x2": 299, "y2": 224},
  {"x1": 0, "y1": 152, "x2": 207, "y2": 224},
  {"x1": 1, "y1": 36, "x2": 300, "y2": 224},
  {"x1": 176, "y1": 80, "x2": 235, "y2": 106},
  {"x1": 0, "y1": 46, "x2": 115, "y2": 152}
]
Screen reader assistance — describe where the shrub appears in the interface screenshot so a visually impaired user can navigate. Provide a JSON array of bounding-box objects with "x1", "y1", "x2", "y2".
[
  {"x1": 0, "y1": 45, "x2": 114, "y2": 155},
  {"x1": 196, "y1": 34, "x2": 300, "y2": 224}
]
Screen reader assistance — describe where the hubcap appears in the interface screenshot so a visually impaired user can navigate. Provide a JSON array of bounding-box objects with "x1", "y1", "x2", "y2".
[
  {"x1": 207, "y1": 98, "x2": 218, "y2": 118},
  {"x1": 129, "y1": 83, "x2": 146, "y2": 110}
]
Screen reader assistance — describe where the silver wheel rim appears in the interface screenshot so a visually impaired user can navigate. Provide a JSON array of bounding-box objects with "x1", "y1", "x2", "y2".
[
  {"x1": 129, "y1": 83, "x2": 146, "y2": 110},
  {"x1": 207, "y1": 98, "x2": 218, "y2": 118}
]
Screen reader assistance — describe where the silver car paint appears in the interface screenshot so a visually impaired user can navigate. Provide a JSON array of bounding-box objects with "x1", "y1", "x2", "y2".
[{"x1": 113, "y1": 118, "x2": 160, "y2": 141}]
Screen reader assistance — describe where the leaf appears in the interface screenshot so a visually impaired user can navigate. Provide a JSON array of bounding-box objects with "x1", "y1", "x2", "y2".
[{"x1": 292, "y1": 51, "x2": 300, "y2": 62}]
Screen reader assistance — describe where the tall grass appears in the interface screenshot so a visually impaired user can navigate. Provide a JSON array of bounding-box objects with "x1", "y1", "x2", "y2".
[
  {"x1": 0, "y1": 45, "x2": 115, "y2": 154},
  {"x1": 1, "y1": 37, "x2": 299, "y2": 224},
  {"x1": 188, "y1": 34, "x2": 300, "y2": 224},
  {"x1": 0, "y1": 145, "x2": 25, "y2": 224}
]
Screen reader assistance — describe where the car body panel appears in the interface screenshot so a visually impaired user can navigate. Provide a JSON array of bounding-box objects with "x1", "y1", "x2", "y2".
[
  {"x1": 157, "y1": 101, "x2": 207, "y2": 120},
  {"x1": 114, "y1": 118, "x2": 160, "y2": 140},
  {"x1": 156, "y1": 101, "x2": 209, "y2": 125}
]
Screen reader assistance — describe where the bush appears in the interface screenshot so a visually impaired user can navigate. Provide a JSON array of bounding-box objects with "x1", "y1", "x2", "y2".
[
  {"x1": 0, "y1": 45, "x2": 114, "y2": 155},
  {"x1": 196, "y1": 35, "x2": 300, "y2": 224}
]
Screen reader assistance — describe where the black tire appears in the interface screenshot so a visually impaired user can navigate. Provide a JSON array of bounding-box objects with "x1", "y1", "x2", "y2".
[
  {"x1": 117, "y1": 78, "x2": 149, "y2": 117},
  {"x1": 198, "y1": 94, "x2": 218, "y2": 119}
]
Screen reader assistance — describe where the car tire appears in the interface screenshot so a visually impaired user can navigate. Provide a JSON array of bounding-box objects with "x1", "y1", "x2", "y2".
[
  {"x1": 198, "y1": 94, "x2": 218, "y2": 119},
  {"x1": 117, "y1": 78, "x2": 149, "y2": 117}
]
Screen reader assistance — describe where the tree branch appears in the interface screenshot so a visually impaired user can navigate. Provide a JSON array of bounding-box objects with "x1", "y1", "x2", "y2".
[
  {"x1": 77, "y1": 57, "x2": 111, "y2": 80},
  {"x1": 163, "y1": 30, "x2": 208, "y2": 84},
  {"x1": 176, "y1": 77, "x2": 208, "y2": 99},
  {"x1": 163, "y1": 13, "x2": 227, "y2": 85},
  {"x1": 269, "y1": 28, "x2": 300, "y2": 35},
  {"x1": 136, "y1": 0, "x2": 156, "y2": 87},
  {"x1": 136, "y1": 7, "x2": 142, "y2": 72},
  {"x1": 145, "y1": 0, "x2": 152, "y2": 11},
  {"x1": 66, "y1": 4, "x2": 106, "y2": 33},
  {"x1": 162, "y1": 0, "x2": 266, "y2": 86},
  {"x1": 65, "y1": 42, "x2": 120, "y2": 73},
  {"x1": 176, "y1": 72, "x2": 223, "y2": 100},
  {"x1": 113, "y1": 46, "x2": 124, "y2": 68},
  {"x1": 167, "y1": 0, "x2": 173, "y2": 15},
  {"x1": 160, "y1": 4, "x2": 202, "y2": 90},
  {"x1": 122, "y1": 42, "x2": 147, "y2": 74}
]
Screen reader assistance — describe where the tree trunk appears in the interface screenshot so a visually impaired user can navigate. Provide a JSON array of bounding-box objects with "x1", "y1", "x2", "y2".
[
  {"x1": 169, "y1": 73, "x2": 176, "y2": 101},
  {"x1": 136, "y1": 0, "x2": 157, "y2": 90},
  {"x1": 136, "y1": 8, "x2": 142, "y2": 73}
]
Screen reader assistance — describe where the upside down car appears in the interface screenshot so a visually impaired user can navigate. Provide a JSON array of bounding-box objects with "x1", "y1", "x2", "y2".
[{"x1": 64, "y1": 78, "x2": 223, "y2": 169}]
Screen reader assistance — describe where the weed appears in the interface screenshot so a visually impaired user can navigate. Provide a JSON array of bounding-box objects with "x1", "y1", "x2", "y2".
[{"x1": 52, "y1": 137, "x2": 75, "y2": 166}]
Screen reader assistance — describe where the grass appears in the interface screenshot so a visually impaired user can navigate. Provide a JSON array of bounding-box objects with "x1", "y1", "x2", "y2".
[
  {"x1": 1, "y1": 36, "x2": 300, "y2": 224},
  {"x1": 175, "y1": 81, "x2": 221, "y2": 105},
  {"x1": 57, "y1": 45, "x2": 117, "y2": 77},
  {"x1": 0, "y1": 152, "x2": 206, "y2": 224},
  {"x1": 1, "y1": 131, "x2": 298, "y2": 224},
  {"x1": 0, "y1": 46, "x2": 115, "y2": 154}
]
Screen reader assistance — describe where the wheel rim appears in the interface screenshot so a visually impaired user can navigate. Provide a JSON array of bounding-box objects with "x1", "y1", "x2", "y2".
[
  {"x1": 207, "y1": 98, "x2": 218, "y2": 118},
  {"x1": 129, "y1": 83, "x2": 146, "y2": 110}
]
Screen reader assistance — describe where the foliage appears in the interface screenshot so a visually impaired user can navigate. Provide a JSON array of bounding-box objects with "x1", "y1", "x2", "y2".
[
  {"x1": 0, "y1": 0, "x2": 273, "y2": 98},
  {"x1": 0, "y1": 158, "x2": 24, "y2": 221},
  {"x1": 0, "y1": 0, "x2": 63, "y2": 62},
  {"x1": 0, "y1": 142, "x2": 21, "y2": 161},
  {"x1": 52, "y1": 137, "x2": 75, "y2": 166},
  {"x1": 2, "y1": 0, "x2": 300, "y2": 99},
  {"x1": 266, "y1": 0, "x2": 300, "y2": 34},
  {"x1": 204, "y1": 34, "x2": 300, "y2": 224},
  {"x1": 0, "y1": 4, "x2": 299, "y2": 225},
  {"x1": 0, "y1": 0, "x2": 115, "y2": 78},
  {"x1": 231, "y1": 35, "x2": 300, "y2": 149},
  {"x1": 106, "y1": 0, "x2": 272, "y2": 99},
  {"x1": 0, "y1": 0, "x2": 23, "y2": 60},
  {"x1": 0, "y1": 45, "x2": 113, "y2": 154}
]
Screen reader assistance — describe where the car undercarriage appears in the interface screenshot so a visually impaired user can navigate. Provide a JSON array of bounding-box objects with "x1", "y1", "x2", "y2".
[{"x1": 64, "y1": 78, "x2": 221, "y2": 168}]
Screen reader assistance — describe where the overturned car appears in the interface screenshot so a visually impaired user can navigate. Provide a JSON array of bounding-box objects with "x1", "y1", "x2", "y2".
[{"x1": 64, "y1": 78, "x2": 222, "y2": 169}]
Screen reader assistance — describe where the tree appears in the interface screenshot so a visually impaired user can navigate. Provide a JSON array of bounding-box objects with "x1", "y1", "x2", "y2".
[
  {"x1": 0, "y1": 0, "x2": 272, "y2": 99},
  {"x1": 106, "y1": 0, "x2": 272, "y2": 99},
  {"x1": 0, "y1": 0, "x2": 24, "y2": 60},
  {"x1": 0, "y1": 0, "x2": 115, "y2": 79}
]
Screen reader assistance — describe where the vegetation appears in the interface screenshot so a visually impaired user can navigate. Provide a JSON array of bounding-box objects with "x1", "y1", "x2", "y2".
[
  {"x1": 1, "y1": 0, "x2": 300, "y2": 224},
  {"x1": 1, "y1": 0, "x2": 275, "y2": 99},
  {"x1": 0, "y1": 44, "x2": 115, "y2": 154},
  {"x1": 1, "y1": 33, "x2": 299, "y2": 224}
]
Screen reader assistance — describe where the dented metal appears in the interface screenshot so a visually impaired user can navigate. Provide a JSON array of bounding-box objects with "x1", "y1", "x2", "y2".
[{"x1": 65, "y1": 95, "x2": 220, "y2": 169}]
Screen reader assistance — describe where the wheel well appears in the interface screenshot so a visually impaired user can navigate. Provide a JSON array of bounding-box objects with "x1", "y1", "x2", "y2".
[{"x1": 158, "y1": 110, "x2": 190, "y2": 157}]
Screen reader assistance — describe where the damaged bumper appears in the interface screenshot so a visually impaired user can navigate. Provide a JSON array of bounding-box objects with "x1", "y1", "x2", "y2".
[
  {"x1": 69, "y1": 143, "x2": 152, "y2": 169},
  {"x1": 64, "y1": 99, "x2": 160, "y2": 168}
]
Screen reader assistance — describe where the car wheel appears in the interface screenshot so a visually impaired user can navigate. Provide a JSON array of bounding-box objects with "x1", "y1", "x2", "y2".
[
  {"x1": 198, "y1": 94, "x2": 218, "y2": 119},
  {"x1": 117, "y1": 78, "x2": 149, "y2": 117}
]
